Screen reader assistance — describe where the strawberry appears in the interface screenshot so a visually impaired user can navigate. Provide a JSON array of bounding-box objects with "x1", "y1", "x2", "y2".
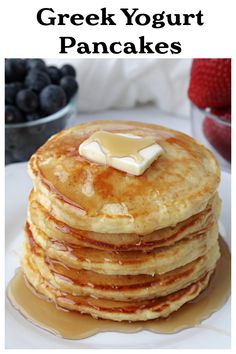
[
  {"x1": 203, "y1": 107, "x2": 231, "y2": 162},
  {"x1": 188, "y1": 59, "x2": 231, "y2": 108},
  {"x1": 211, "y1": 107, "x2": 231, "y2": 121}
]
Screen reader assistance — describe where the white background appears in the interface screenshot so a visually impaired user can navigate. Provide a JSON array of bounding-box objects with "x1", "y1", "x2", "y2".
[
  {"x1": 1, "y1": 0, "x2": 235, "y2": 353},
  {"x1": 1, "y1": 0, "x2": 235, "y2": 58}
]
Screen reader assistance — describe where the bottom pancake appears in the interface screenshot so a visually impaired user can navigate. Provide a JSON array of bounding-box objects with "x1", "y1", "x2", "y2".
[{"x1": 22, "y1": 251, "x2": 215, "y2": 322}]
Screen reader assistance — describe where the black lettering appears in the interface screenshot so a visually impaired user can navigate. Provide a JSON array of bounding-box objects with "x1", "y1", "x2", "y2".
[
  {"x1": 100, "y1": 7, "x2": 116, "y2": 25},
  {"x1": 59, "y1": 37, "x2": 76, "y2": 53},
  {"x1": 37, "y1": 8, "x2": 55, "y2": 26},
  {"x1": 86, "y1": 14, "x2": 99, "y2": 25},
  {"x1": 93, "y1": 42, "x2": 109, "y2": 54},
  {"x1": 166, "y1": 14, "x2": 181, "y2": 26},
  {"x1": 70, "y1": 14, "x2": 84, "y2": 26},
  {"x1": 120, "y1": 8, "x2": 139, "y2": 25},
  {"x1": 170, "y1": 41, "x2": 182, "y2": 54},
  {"x1": 183, "y1": 14, "x2": 195, "y2": 25},
  {"x1": 123, "y1": 42, "x2": 138, "y2": 54},
  {"x1": 135, "y1": 13, "x2": 150, "y2": 26},
  {"x1": 58, "y1": 13, "x2": 70, "y2": 25},
  {"x1": 77, "y1": 42, "x2": 91, "y2": 54},
  {"x1": 196, "y1": 10, "x2": 204, "y2": 25},
  {"x1": 110, "y1": 42, "x2": 122, "y2": 54},
  {"x1": 152, "y1": 12, "x2": 165, "y2": 28},
  {"x1": 155, "y1": 42, "x2": 169, "y2": 54},
  {"x1": 139, "y1": 36, "x2": 154, "y2": 54}
]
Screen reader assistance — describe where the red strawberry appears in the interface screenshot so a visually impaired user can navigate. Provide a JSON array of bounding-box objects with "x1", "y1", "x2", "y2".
[
  {"x1": 211, "y1": 107, "x2": 231, "y2": 121},
  {"x1": 203, "y1": 107, "x2": 231, "y2": 162},
  {"x1": 188, "y1": 59, "x2": 231, "y2": 108}
]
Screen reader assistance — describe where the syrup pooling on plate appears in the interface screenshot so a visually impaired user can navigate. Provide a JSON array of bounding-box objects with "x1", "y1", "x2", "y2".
[{"x1": 7, "y1": 237, "x2": 230, "y2": 340}]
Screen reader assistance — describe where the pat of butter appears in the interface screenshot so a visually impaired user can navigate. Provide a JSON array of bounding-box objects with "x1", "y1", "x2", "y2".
[{"x1": 79, "y1": 132, "x2": 163, "y2": 176}]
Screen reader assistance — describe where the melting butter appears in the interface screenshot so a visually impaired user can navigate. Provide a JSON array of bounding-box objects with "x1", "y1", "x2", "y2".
[
  {"x1": 79, "y1": 131, "x2": 163, "y2": 175},
  {"x1": 86, "y1": 131, "x2": 157, "y2": 162}
]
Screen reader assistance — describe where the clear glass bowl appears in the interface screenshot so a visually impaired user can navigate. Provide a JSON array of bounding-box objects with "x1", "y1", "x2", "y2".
[
  {"x1": 5, "y1": 95, "x2": 77, "y2": 164},
  {"x1": 191, "y1": 103, "x2": 231, "y2": 172}
]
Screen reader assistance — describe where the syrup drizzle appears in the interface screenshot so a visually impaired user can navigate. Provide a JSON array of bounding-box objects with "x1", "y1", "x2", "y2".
[
  {"x1": 83, "y1": 131, "x2": 158, "y2": 163},
  {"x1": 7, "y1": 237, "x2": 230, "y2": 340}
]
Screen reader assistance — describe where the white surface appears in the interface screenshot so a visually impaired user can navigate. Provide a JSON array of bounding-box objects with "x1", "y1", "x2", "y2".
[
  {"x1": 5, "y1": 108, "x2": 231, "y2": 349},
  {"x1": 73, "y1": 104, "x2": 191, "y2": 134}
]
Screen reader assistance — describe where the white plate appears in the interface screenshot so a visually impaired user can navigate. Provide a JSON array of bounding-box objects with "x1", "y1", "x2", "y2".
[{"x1": 5, "y1": 162, "x2": 231, "y2": 349}]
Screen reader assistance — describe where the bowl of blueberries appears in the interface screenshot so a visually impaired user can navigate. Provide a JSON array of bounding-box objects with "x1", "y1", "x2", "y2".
[{"x1": 5, "y1": 58, "x2": 79, "y2": 164}]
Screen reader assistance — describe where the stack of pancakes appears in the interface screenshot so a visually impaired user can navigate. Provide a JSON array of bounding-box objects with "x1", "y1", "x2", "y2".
[{"x1": 22, "y1": 120, "x2": 221, "y2": 321}]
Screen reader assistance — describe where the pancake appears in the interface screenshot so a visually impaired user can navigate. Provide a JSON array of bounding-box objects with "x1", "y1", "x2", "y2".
[
  {"x1": 28, "y1": 120, "x2": 220, "y2": 235},
  {"x1": 23, "y1": 233, "x2": 220, "y2": 301},
  {"x1": 28, "y1": 190, "x2": 221, "y2": 251},
  {"x1": 26, "y1": 220, "x2": 218, "y2": 276},
  {"x1": 22, "y1": 251, "x2": 215, "y2": 322},
  {"x1": 19, "y1": 120, "x2": 222, "y2": 323}
]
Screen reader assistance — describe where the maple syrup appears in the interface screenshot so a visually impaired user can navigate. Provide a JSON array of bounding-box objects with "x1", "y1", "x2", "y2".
[{"x1": 7, "y1": 237, "x2": 230, "y2": 340}]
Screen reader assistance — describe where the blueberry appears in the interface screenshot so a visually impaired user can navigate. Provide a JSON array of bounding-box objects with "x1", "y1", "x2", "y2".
[
  {"x1": 16, "y1": 89, "x2": 39, "y2": 113},
  {"x1": 5, "y1": 105, "x2": 24, "y2": 124},
  {"x1": 26, "y1": 111, "x2": 44, "y2": 122},
  {"x1": 61, "y1": 64, "x2": 76, "y2": 77},
  {"x1": 25, "y1": 69, "x2": 51, "y2": 92},
  {"x1": 26, "y1": 59, "x2": 46, "y2": 72},
  {"x1": 46, "y1": 65, "x2": 62, "y2": 84},
  {"x1": 40, "y1": 85, "x2": 67, "y2": 114},
  {"x1": 5, "y1": 59, "x2": 27, "y2": 82},
  {"x1": 60, "y1": 75, "x2": 78, "y2": 101},
  {"x1": 5, "y1": 60, "x2": 13, "y2": 83},
  {"x1": 5, "y1": 82, "x2": 24, "y2": 104}
]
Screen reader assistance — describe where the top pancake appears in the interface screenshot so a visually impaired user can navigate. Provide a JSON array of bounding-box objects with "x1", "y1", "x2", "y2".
[{"x1": 29, "y1": 120, "x2": 220, "y2": 234}]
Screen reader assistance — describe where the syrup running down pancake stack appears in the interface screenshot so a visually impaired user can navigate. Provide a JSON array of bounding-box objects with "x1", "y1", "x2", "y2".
[{"x1": 23, "y1": 120, "x2": 221, "y2": 321}]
